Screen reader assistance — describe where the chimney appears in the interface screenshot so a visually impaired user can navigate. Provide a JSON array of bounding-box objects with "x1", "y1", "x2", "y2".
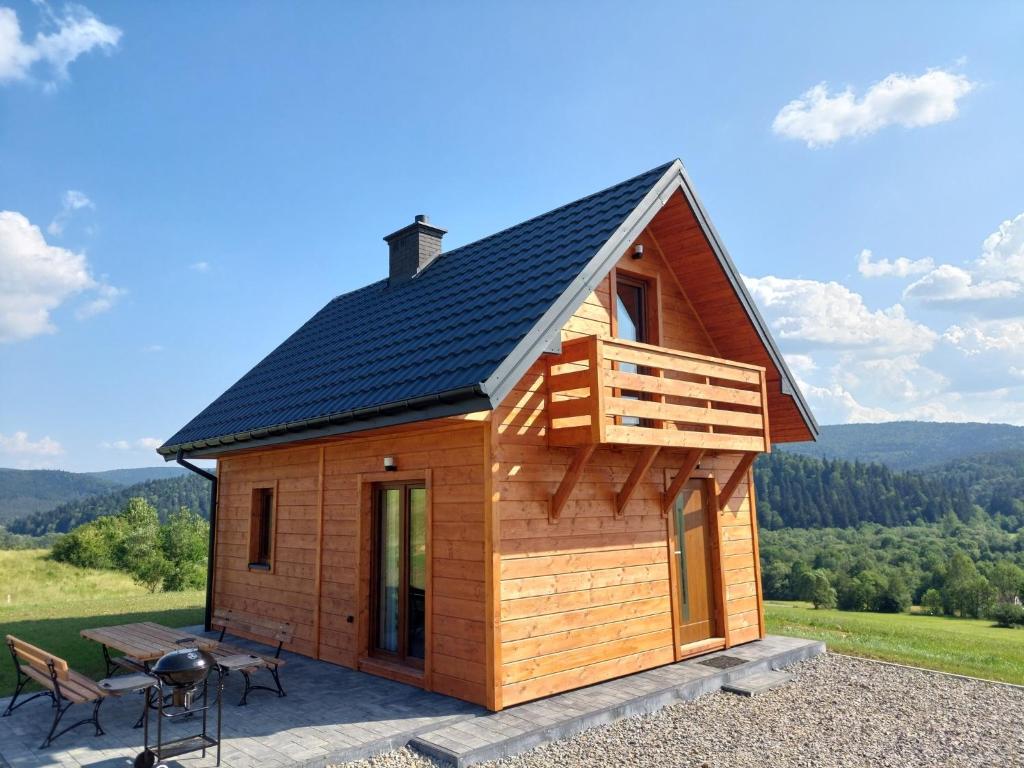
[{"x1": 385, "y1": 214, "x2": 446, "y2": 284}]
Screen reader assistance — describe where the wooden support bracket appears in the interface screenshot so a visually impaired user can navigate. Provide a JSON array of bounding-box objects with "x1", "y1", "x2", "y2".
[
  {"x1": 661, "y1": 448, "x2": 704, "y2": 517},
  {"x1": 718, "y1": 452, "x2": 756, "y2": 510},
  {"x1": 549, "y1": 445, "x2": 597, "y2": 523},
  {"x1": 615, "y1": 446, "x2": 660, "y2": 518}
]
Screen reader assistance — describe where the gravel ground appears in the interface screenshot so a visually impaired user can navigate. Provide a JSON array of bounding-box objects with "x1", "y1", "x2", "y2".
[{"x1": 351, "y1": 653, "x2": 1024, "y2": 768}]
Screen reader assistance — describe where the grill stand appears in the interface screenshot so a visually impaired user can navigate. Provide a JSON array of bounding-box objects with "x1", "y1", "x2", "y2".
[{"x1": 138, "y1": 670, "x2": 223, "y2": 766}]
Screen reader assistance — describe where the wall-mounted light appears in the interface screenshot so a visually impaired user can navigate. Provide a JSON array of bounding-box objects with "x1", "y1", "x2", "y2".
[
  {"x1": 631, "y1": 244, "x2": 644, "y2": 260},
  {"x1": 383, "y1": 456, "x2": 397, "y2": 472}
]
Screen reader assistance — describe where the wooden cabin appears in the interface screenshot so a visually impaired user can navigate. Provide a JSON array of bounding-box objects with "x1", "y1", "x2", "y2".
[{"x1": 160, "y1": 160, "x2": 817, "y2": 711}]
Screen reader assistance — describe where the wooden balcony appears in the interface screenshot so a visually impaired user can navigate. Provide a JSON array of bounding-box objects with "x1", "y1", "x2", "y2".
[{"x1": 545, "y1": 335, "x2": 771, "y2": 454}]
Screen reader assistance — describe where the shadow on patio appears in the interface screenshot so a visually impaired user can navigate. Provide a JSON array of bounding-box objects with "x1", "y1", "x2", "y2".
[{"x1": 0, "y1": 626, "x2": 482, "y2": 768}]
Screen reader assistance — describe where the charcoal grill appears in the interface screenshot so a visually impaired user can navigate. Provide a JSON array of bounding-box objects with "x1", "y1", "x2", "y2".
[{"x1": 135, "y1": 648, "x2": 223, "y2": 767}]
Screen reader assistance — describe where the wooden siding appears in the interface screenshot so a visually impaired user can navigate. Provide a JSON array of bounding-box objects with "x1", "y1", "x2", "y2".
[
  {"x1": 214, "y1": 420, "x2": 489, "y2": 706},
  {"x1": 492, "y1": 241, "x2": 763, "y2": 706}
]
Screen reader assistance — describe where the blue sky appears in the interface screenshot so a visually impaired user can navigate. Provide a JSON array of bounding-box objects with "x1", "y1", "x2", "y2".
[{"x1": 2, "y1": 1, "x2": 1022, "y2": 471}]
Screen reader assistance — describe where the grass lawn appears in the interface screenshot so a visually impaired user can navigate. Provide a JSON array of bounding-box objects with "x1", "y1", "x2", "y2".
[
  {"x1": 0, "y1": 550, "x2": 204, "y2": 696},
  {"x1": 766, "y1": 600, "x2": 1024, "y2": 685}
]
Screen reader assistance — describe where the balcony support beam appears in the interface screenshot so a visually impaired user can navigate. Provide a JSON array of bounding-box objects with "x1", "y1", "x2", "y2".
[
  {"x1": 549, "y1": 445, "x2": 597, "y2": 524},
  {"x1": 718, "y1": 452, "x2": 757, "y2": 510},
  {"x1": 661, "y1": 449, "x2": 704, "y2": 517},
  {"x1": 616, "y1": 446, "x2": 661, "y2": 518}
]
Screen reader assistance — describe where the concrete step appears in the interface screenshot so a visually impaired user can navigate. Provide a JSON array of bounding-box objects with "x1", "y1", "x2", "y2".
[{"x1": 722, "y1": 670, "x2": 793, "y2": 697}]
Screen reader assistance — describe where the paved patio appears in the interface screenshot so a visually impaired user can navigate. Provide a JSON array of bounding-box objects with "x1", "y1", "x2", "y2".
[{"x1": 0, "y1": 631, "x2": 823, "y2": 768}]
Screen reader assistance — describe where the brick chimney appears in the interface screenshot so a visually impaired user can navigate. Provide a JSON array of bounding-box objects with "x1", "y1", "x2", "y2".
[{"x1": 385, "y1": 214, "x2": 446, "y2": 284}]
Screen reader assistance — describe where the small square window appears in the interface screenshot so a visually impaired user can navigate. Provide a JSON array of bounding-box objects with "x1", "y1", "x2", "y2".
[{"x1": 249, "y1": 487, "x2": 274, "y2": 570}]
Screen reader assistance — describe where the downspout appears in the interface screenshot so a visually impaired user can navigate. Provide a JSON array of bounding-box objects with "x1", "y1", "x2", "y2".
[{"x1": 176, "y1": 449, "x2": 218, "y2": 631}]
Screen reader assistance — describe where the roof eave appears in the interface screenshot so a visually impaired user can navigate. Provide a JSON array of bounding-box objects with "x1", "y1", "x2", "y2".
[{"x1": 159, "y1": 384, "x2": 489, "y2": 460}]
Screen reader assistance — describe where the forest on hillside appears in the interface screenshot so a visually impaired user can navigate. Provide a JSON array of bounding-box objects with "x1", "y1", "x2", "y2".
[
  {"x1": 0, "y1": 469, "x2": 115, "y2": 524},
  {"x1": 8, "y1": 474, "x2": 211, "y2": 536},
  {"x1": 755, "y1": 451, "x2": 1024, "y2": 531}
]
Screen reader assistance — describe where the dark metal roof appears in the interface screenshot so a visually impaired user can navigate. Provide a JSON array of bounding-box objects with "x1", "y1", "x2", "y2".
[{"x1": 160, "y1": 162, "x2": 674, "y2": 457}]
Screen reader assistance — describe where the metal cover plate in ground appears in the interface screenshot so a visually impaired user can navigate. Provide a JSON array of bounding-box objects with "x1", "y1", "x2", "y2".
[{"x1": 697, "y1": 655, "x2": 748, "y2": 670}]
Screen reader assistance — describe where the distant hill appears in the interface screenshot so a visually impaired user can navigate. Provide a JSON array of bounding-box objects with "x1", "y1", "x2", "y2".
[
  {"x1": 8, "y1": 474, "x2": 212, "y2": 536},
  {"x1": 87, "y1": 466, "x2": 187, "y2": 486},
  {"x1": 0, "y1": 466, "x2": 187, "y2": 526},
  {"x1": 0, "y1": 469, "x2": 116, "y2": 525},
  {"x1": 780, "y1": 422, "x2": 1024, "y2": 471}
]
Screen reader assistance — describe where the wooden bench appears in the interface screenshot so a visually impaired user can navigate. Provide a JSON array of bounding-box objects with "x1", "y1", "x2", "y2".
[
  {"x1": 2, "y1": 635, "x2": 109, "y2": 749},
  {"x1": 209, "y1": 608, "x2": 293, "y2": 706}
]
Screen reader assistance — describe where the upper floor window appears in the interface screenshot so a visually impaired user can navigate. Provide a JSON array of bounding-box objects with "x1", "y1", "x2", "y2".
[{"x1": 615, "y1": 274, "x2": 650, "y2": 344}]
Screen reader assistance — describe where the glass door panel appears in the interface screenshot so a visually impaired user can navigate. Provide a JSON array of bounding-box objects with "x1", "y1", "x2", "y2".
[
  {"x1": 407, "y1": 487, "x2": 427, "y2": 660},
  {"x1": 376, "y1": 488, "x2": 401, "y2": 654},
  {"x1": 615, "y1": 276, "x2": 649, "y2": 426}
]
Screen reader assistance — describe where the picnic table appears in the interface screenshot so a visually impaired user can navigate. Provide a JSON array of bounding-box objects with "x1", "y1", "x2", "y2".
[{"x1": 80, "y1": 621, "x2": 217, "y2": 675}]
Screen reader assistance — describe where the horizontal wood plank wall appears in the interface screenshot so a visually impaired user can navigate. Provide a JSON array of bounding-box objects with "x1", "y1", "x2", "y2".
[
  {"x1": 215, "y1": 446, "x2": 322, "y2": 656},
  {"x1": 493, "y1": 233, "x2": 763, "y2": 707},
  {"x1": 214, "y1": 421, "x2": 489, "y2": 707}
]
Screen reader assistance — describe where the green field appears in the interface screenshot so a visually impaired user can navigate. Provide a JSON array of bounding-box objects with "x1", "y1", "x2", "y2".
[
  {"x1": 0, "y1": 550, "x2": 203, "y2": 695},
  {"x1": 766, "y1": 600, "x2": 1024, "y2": 685}
]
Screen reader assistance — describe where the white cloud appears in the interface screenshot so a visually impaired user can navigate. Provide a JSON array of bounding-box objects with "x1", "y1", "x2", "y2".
[
  {"x1": 74, "y1": 282, "x2": 123, "y2": 319},
  {"x1": 0, "y1": 430, "x2": 64, "y2": 467},
  {"x1": 772, "y1": 68, "x2": 974, "y2": 148},
  {"x1": 189, "y1": 261, "x2": 210, "y2": 273},
  {"x1": 100, "y1": 437, "x2": 163, "y2": 451},
  {"x1": 903, "y1": 264, "x2": 1020, "y2": 307},
  {"x1": 857, "y1": 249, "x2": 934, "y2": 278},
  {"x1": 942, "y1": 320, "x2": 1024, "y2": 356},
  {"x1": 0, "y1": 210, "x2": 121, "y2": 341},
  {"x1": 0, "y1": 3, "x2": 121, "y2": 87},
  {"x1": 48, "y1": 189, "x2": 94, "y2": 236},
  {"x1": 748, "y1": 270, "x2": 1024, "y2": 426},
  {"x1": 903, "y1": 213, "x2": 1024, "y2": 311},
  {"x1": 143, "y1": 343, "x2": 164, "y2": 353},
  {"x1": 977, "y1": 211, "x2": 1024, "y2": 283},
  {"x1": 743, "y1": 274, "x2": 936, "y2": 354}
]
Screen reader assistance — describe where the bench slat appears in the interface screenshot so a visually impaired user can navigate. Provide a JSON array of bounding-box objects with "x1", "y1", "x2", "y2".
[
  {"x1": 211, "y1": 609, "x2": 294, "y2": 645},
  {"x1": 7, "y1": 634, "x2": 69, "y2": 678},
  {"x1": 9, "y1": 634, "x2": 104, "y2": 703}
]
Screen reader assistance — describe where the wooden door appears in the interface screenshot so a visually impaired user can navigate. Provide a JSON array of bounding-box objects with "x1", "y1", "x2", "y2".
[{"x1": 671, "y1": 480, "x2": 717, "y2": 645}]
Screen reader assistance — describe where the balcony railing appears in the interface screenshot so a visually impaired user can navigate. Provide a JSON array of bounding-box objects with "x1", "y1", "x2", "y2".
[{"x1": 545, "y1": 335, "x2": 771, "y2": 454}]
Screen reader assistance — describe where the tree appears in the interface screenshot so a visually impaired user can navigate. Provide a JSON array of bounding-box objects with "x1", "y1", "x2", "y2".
[
  {"x1": 49, "y1": 496, "x2": 208, "y2": 593},
  {"x1": 804, "y1": 569, "x2": 837, "y2": 609},
  {"x1": 160, "y1": 508, "x2": 208, "y2": 591},
  {"x1": 921, "y1": 588, "x2": 943, "y2": 615},
  {"x1": 989, "y1": 561, "x2": 1024, "y2": 605},
  {"x1": 988, "y1": 603, "x2": 1024, "y2": 628}
]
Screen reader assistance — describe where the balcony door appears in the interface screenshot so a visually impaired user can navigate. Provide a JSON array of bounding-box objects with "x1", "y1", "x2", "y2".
[
  {"x1": 615, "y1": 273, "x2": 653, "y2": 426},
  {"x1": 371, "y1": 482, "x2": 427, "y2": 668},
  {"x1": 671, "y1": 480, "x2": 718, "y2": 645}
]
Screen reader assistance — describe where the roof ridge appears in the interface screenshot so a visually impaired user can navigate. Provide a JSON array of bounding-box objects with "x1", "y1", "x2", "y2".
[{"x1": 428, "y1": 160, "x2": 676, "y2": 263}]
